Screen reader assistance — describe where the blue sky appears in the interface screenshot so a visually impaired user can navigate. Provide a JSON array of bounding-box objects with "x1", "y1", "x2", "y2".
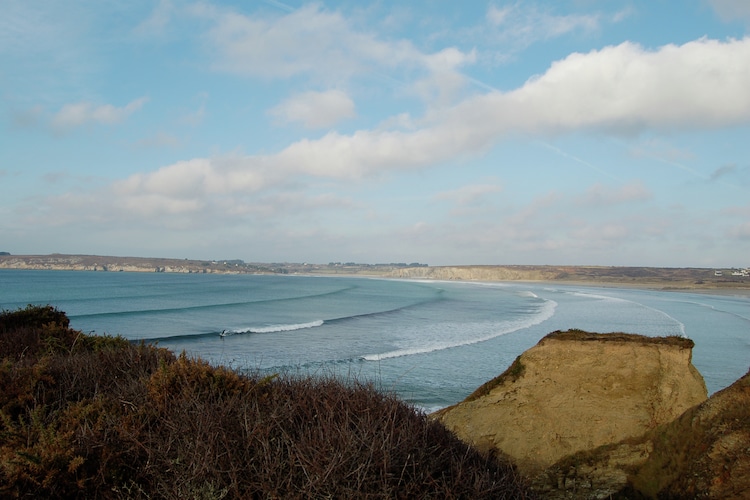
[{"x1": 2, "y1": 0, "x2": 749, "y2": 266}]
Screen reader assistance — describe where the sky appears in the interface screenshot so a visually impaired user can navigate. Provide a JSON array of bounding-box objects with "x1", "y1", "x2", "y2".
[{"x1": 1, "y1": 0, "x2": 750, "y2": 267}]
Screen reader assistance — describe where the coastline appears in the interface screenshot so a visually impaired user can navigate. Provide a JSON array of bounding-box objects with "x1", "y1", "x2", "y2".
[
  {"x1": 2, "y1": 254, "x2": 749, "y2": 296},
  {"x1": 519, "y1": 278, "x2": 750, "y2": 297}
]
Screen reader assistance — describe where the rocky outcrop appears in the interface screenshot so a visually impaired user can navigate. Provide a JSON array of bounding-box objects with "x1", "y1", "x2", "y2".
[
  {"x1": 433, "y1": 330, "x2": 707, "y2": 478},
  {"x1": 534, "y1": 368, "x2": 750, "y2": 499}
]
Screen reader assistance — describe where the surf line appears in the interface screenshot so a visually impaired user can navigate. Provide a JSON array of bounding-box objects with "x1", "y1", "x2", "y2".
[{"x1": 220, "y1": 319, "x2": 325, "y2": 337}]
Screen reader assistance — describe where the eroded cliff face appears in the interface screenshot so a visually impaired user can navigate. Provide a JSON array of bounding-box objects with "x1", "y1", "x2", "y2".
[
  {"x1": 433, "y1": 330, "x2": 707, "y2": 476},
  {"x1": 535, "y1": 368, "x2": 750, "y2": 499}
]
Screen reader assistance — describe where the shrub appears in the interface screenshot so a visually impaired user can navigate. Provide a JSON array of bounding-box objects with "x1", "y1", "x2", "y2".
[{"x1": 0, "y1": 306, "x2": 534, "y2": 499}]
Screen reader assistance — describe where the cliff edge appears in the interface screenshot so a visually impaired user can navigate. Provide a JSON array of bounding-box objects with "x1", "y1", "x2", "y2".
[{"x1": 433, "y1": 330, "x2": 707, "y2": 477}]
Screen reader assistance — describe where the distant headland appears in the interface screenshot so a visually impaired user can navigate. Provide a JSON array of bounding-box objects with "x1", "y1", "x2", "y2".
[{"x1": 1, "y1": 253, "x2": 748, "y2": 292}]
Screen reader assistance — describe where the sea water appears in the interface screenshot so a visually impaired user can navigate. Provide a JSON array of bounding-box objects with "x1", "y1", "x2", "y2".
[{"x1": 1, "y1": 270, "x2": 748, "y2": 411}]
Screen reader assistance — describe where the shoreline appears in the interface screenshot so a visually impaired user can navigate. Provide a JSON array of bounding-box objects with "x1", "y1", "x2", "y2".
[{"x1": 2, "y1": 254, "x2": 749, "y2": 296}]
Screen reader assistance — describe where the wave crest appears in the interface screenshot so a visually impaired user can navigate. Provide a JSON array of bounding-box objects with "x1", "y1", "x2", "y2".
[
  {"x1": 362, "y1": 299, "x2": 557, "y2": 361},
  {"x1": 226, "y1": 320, "x2": 325, "y2": 335}
]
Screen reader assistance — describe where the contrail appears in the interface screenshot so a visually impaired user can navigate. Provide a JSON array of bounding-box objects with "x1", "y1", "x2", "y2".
[
  {"x1": 630, "y1": 144, "x2": 744, "y2": 190},
  {"x1": 466, "y1": 76, "x2": 501, "y2": 93},
  {"x1": 537, "y1": 141, "x2": 622, "y2": 182},
  {"x1": 261, "y1": 0, "x2": 295, "y2": 13}
]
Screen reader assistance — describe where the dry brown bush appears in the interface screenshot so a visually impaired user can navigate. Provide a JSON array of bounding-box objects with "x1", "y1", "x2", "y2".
[{"x1": 1, "y1": 305, "x2": 534, "y2": 499}]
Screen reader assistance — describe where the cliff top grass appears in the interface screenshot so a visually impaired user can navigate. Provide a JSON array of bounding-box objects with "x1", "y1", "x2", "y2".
[
  {"x1": 0, "y1": 305, "x2": 533, "y2": 499},
  {"x1": 450, "y1": 356, "x2": 526, "y2": 406},
  {"x1": 447, "y1": 330, "x2": 695, "y2": 408},
  {"x1": 541, "y1": 329, "x2": 695, "y2": 348}
]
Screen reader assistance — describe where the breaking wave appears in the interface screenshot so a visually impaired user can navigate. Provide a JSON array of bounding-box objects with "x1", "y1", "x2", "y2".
[
  {"x1": 224, "y1": 320, "x2": 325, "y2": 335},
  {"x1": 361, "y1": 298, "x2": 557, "y2": 361}
]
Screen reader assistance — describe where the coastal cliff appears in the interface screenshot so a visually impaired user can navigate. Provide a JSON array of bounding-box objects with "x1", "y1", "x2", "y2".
[
  {"x1": 433, "y1": 330, "x2": 707, "y2": 477},
  {"x1": 391, "y1": 265, "x2": 561, "y2": 281},
  {"x1": 390, "y1": 264, "x2": 750, "y2": 290},
  {"x1": 535, "y1": 367, "x2": 750, "y2": 498}
]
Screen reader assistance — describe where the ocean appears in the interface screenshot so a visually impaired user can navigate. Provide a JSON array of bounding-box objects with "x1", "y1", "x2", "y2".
[{"x1": 1, "y1": 269, "x2": 748, "y2": 411}]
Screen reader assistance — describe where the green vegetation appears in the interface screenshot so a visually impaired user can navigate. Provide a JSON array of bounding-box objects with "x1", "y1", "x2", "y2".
[
  {"x1": 0, "y1": 305, "x2": 533, "y2": 499},
  {"x1": 542, "y1": 329, "x2": 694, "y2": 348},
  {"x1": 461, "y1": 356, "x2": 526, "y2": 404}
]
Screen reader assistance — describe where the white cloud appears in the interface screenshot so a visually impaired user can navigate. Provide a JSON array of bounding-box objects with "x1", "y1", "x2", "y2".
[
  {"x1": 484, "y1": 3, "x2": 606, "y2": 51},
  {"x1": 114, "y1": 157, "x2": 270, "y2": 202},
  {"x1": 709, "y1": 0, "x2": 750, "y2": 22},
  {"x1": 443, "y1": 37, "x2": 750, "y2": 137},
  {"x1": 611, "y1": 7, "x2": 634, "y2": 24},
  {"x1": 51, "y1": 97, "x2": 148, "y2": 132},
  {"x1": 269, "y1": 89, "x2": 355, "y2": 129},
  {"x1": 272, "y1": 126, "x2": 488, "y2": 179},
  {"x1": 30, "y1": 36, "x2": 750, "y2": 235},
  {"x1": 134, "y1": 0, "x2": 173, "y2": 37},
  {"x1": 269, "y1": 37, "x2": 750, "y2": 176},
  {"x1": 192, "y1": 3, "x2": 474, "y2": 93},
  {"x1": 487, "y1": 5, "x2": 512, "y2": 25}
]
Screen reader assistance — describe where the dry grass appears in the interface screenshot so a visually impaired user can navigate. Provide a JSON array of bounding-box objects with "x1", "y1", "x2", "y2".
[
  {"x1": 541, "y1": 329, "x2": 694, "y2": 348},
  {"x1": 0, "y1": 305, "x2": 535, "y2": 499}
]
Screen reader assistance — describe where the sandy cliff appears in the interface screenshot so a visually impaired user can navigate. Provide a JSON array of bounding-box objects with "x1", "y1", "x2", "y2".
[
  {"x1": 391, "y1": 264, "x2": 750, "y2": 291},
  {"x1": 433, "y1": 330, "x2": 707, "y2": 477},
  {"x1": 534, "y1": 367, "x2": 750, "y2": 499},
  {"x1": 391, "y1": 265, "x2": 561, "y2": 281}
]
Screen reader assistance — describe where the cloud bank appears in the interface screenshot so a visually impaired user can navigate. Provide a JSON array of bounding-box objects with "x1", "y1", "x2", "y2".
[{"x1": 109, "y1": 36, "x2": 750, "y2": 218}]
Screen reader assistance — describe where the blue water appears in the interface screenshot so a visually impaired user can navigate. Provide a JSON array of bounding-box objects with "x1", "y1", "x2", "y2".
[{"x1": 1, "y1": 270, "x2": 748, "y2": 411}]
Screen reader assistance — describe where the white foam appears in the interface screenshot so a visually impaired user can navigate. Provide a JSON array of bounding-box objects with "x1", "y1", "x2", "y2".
[
  {"x1": 362, "y1": 299, "x2": 557, "y2": 361},
  {"x1": 567, "y1": 290, "x2": 687, "y2": 337},
  {"x1": 567, "y1": 290, "x2": 627, "y2": 302},
  {"x1": 233, "y1": 320, "x2": 324, "y2": 334}
]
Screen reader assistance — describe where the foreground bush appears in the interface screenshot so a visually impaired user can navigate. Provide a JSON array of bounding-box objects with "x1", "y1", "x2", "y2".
[{"x1": 0, "y1": 305, "x2": 533, "y2": 499}]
